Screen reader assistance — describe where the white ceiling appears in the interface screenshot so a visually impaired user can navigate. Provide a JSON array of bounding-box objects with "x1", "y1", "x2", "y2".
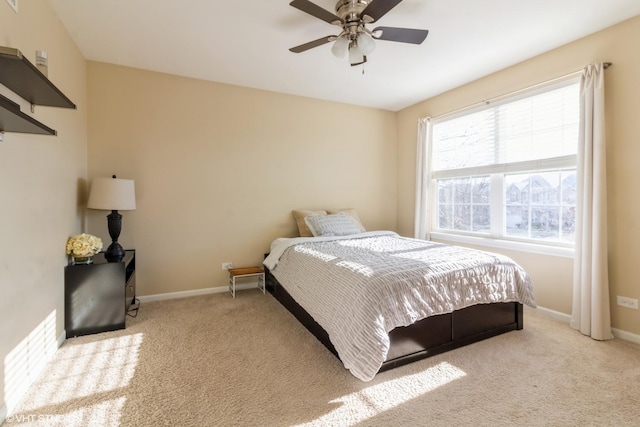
[{"x1": 49, "y1": 0, "x2": 640, "y2": 111}]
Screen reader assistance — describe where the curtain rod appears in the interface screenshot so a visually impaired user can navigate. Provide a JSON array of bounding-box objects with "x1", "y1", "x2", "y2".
[{"x1": 428, "y1": 62, "x2": 612, "y2": 121}]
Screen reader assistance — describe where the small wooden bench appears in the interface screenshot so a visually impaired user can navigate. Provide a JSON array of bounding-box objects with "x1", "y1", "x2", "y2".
[{"x1": 228, "y1": 266, "x2": 265, "y2": 298}]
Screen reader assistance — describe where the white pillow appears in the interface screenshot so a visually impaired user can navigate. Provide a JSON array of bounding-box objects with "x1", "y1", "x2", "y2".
[{"x1": 304, "y1": 213, "x2": 363, "y2": 237}]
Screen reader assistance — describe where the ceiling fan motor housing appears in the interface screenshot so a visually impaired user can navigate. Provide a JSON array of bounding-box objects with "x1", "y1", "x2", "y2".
[
  {"x1": 335, "y1": 0, "x2": 374, "y2": 42},
  {"x1": 335, "y1": 0, "x2": 373, "y2": 23}
]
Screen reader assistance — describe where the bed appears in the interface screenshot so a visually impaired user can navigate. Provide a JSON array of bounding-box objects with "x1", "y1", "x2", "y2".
[{"x1": 263, "y1": 213, "x2": 536, "y2": 381}]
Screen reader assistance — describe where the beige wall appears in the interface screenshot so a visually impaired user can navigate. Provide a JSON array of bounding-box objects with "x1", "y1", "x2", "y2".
[
  {"x1": 396, "y1": 16, "x2": 640, "y2": 334},
  {"x1": 86, "y1": 62, "x2": 397, "y2": 297},
  {"x1": 0, "y1": 0, "x2": 87, "y2": 416}
]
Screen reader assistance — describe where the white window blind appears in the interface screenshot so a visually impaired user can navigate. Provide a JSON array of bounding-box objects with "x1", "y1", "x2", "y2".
[{"x1": 432, "y1": 80, "x2": 579, "y2": 175}]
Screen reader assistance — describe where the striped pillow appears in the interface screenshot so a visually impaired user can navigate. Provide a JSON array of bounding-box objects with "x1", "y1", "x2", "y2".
[{"x1": 305, "y1": 213, "x2": 363, "y2": 237}]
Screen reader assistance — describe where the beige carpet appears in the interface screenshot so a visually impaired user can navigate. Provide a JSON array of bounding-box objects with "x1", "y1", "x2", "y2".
[{"x1": 4, "y1": 291, "x2": 640, "y2": 427}]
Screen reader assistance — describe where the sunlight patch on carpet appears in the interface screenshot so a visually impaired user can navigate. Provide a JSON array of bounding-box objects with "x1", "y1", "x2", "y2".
[
  {"x1": 6, "y1": 332, "x2": 143, "y2": 421},
  {"x1": 67, "y1": 396, "x2": 126, "y2": 426},
  {"x1": 297, "y1": 361, "x2": 467, "y2": 426},
  {"x1": 6, "y1": 396, "x2": 126, "y2": 426}
]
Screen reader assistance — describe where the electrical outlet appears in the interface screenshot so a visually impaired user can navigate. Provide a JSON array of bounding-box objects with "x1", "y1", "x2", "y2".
[
  {"x1": 5, "y1": 0, "x2": 18, "y2": 13},
  {"x1": 221, "y1": 262, "x2": 233, "y2": 271},
  {"x1": 616, "y1": 296, "x2": 638, "y2": 310}
]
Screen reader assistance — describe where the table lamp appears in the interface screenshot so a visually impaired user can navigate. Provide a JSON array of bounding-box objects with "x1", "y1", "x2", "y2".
[{"x1": 87, "y1": 175, "x2": 136, "y2": 262}]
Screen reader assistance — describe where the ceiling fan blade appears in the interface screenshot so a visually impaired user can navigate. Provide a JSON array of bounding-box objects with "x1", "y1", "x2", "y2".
[
  {"x1": 372, "y1": 26, "x2": 429, "y2": 44},
  {"x1": 289, "y1": 36, "x2": 334, "y2": 53},
  {"x1": 290, "y1": 0, "x2": 343, "y2": 25},
  {"x1": 361, "y1": 0, "x2": 403, "y2": 23}
]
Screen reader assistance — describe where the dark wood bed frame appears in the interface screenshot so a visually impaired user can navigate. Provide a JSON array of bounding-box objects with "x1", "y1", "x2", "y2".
[{"x1": 265, "y1": 266, "x2": 523, "y2": 374}]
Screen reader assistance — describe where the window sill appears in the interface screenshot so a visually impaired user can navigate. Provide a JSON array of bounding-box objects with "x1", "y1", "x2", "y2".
[{"x1": 430, "y1": 232, "x2": 574, "y2": 258}]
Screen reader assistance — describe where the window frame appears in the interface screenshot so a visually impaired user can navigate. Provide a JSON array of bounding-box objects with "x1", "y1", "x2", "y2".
[{"x1": 425, "y1": 77, "x2": 580, "y2": 257}]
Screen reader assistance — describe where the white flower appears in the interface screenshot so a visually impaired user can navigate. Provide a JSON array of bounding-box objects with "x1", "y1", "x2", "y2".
[{"x1": 66, "y1": 233, "x2": 103, "y2": 257}]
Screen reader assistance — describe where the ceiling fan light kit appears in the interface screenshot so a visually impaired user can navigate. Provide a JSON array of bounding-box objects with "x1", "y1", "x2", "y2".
[
  {"x1": 289, "y1": 0, "x2": 429, "y2": 67},
  {"x1": 349, "y1": 45, "x2": 366, "y2": 66},
  {"x1": 356, "y1": 32, "x2": 375, "y2": 55},
  {"x1": 331, "y1": 35, "x2": 350, "y2": 58}
]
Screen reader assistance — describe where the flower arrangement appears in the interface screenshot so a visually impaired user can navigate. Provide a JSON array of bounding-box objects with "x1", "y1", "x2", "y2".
[{"x1": 66, "y1": 233, "x2": 103, "y2": 257}]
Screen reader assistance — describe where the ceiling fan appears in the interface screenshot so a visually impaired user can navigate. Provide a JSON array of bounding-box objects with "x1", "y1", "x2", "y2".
[{"x1": 289, "y1": 0, "x2": 429, "y2": 67}]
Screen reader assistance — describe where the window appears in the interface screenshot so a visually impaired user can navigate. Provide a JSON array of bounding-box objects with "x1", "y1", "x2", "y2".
[{"x1": 427, "y1": 78, "x2": 580, "y2": 247}]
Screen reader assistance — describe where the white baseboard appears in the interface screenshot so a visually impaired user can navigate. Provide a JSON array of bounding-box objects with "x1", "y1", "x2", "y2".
[
  {"x1": 611, "y1": 327, "x2": 640, "y2": 344},
  {"x1": 138, "y1": 282, "x2": 261, "y2": 303},
  {"x1": 529, "y1": 305, "x2": 571, "y2": 323},
  {"x1": 1, "y1": 403, "x2": 6, "y2": 426},
  {"x1": 530, "y1": 305, "x2": 640, "y2": 344}
]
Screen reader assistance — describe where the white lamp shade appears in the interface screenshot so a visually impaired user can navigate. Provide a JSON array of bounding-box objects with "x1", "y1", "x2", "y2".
[
  {"x1": 356, "y1": 32, "x2": 375, "y2": 55},
  {"x1": 331, "y1": 36, "x2": 349, "y2": 58},
  {"x1": 87, "y1": 177, "x2": 136, "y2": 211}
]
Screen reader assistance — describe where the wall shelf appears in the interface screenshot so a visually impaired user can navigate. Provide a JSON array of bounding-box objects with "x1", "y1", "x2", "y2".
[
  {"x1": 0, "y1": 46, "x2": 76, "y2": 136},
  {"x1": 0, "y1": 46, "x2": 76, "y2": 108},
  {"x1": 0, "y1": 94, "x2": 56, "y2": 135}
]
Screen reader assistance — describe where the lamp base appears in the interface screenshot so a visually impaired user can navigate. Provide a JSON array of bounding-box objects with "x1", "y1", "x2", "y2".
[
  {"x1": 105, "y1": 241, "x2": 125, "y2": 262},
  {"x1": 105, "y1": 210, "x2": 125, "y2": 262}
]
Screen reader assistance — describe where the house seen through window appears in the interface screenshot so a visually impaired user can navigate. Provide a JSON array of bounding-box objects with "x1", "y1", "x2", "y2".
[{"x1": 428, "y1": 78, "x2": 580, "y2": 246}]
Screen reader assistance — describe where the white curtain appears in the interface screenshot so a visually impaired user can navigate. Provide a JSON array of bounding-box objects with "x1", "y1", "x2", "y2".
[
  {"x1": 570, "y1": 63, "x2": 613, "y2": 340},
  {"x1": 414, "y1": 117, "x2": 431, "y2": 240}
]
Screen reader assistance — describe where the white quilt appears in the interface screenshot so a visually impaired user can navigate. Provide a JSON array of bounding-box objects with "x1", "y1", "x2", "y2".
[{"x1": 263, "y1": 231, "x2": 536, "y2": 381}]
